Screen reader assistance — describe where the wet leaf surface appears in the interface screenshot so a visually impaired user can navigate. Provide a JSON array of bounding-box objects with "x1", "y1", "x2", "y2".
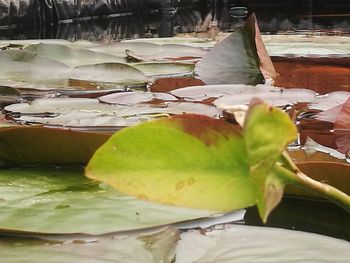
[
  {"x1": 86, "y1": 42, "x2": 207, "y2": 61},
  {"x1": 99, "y1": 92, "x2": 177, "y2": 105},
  {"x1": 5, "y1": 98, "x2": 221, "y2": 128},
  {"x1": 0, "y1": 228, "x2": 178, "y2": 263},
  {"x1": 0, "y1": 50, "x2": 70, "y2": 88},
  {"x1": 0, "y1": 167, "x2": 213, "y2": 234},
  {"x1": 132, "y1": 62, "x2": 194, "y2": 78},
  {"x1": 70, "y1": 63, "x2": 149, "y2": 89},
  {"x1": 24, "y1": 43, "x2": 126, "y2": 67},
  {"x1": 176, "y1": 225, "x2": 350, "y2": 263}
]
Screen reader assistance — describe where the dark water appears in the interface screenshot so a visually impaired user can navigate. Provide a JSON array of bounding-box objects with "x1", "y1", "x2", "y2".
[
  {"x1": 244, "y1": 197, "x2": 350, "y2": 241},
  {"x1": 1, "y1": 0, "x2": 349, "y2": 40}
]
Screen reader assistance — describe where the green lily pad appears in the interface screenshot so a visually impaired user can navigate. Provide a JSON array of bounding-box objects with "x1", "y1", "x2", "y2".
[
  {"x1": 86, "y1": 42, "x2": 207, "y2": 61},
  {"x1": 132, "y1": 62, "x2": 194, "y2": 78},
  {"x1": 0, "y1": 50, "x2": 70, "y2": 88},
  {"x1": 176, "y1": 225, "x2": 350, "y2": 262},
  {"x1": 0, "y1": 227, "x2": 178, "y2": 263},
  {"x1": 25, "y1": 43, "x2": 126, "y2": 67},
  {"x1": 0, "y1": 166, "x2": 214, "y2": 234},
  {"x1": 5, "y1": 98, "x2": 221, "y2": 128}
]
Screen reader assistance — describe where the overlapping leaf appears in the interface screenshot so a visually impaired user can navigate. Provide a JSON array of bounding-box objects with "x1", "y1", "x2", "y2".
[{"x1": 0, "y1": 167, "x2": 213, "y2": 234}]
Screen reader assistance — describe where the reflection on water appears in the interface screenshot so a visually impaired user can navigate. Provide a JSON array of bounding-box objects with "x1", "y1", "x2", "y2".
[{"x1": 1, "y1": 1, "x2": 349, "y2": 40}]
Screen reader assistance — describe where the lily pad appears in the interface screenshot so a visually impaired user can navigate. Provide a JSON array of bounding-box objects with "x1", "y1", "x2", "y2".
[
  {"x1": 0, "y1": 50, "x2": 70, "y2": 88},
  {"x1": 99, "y1": 92, "x2": 177, "y2": 105},
  {"x1": 213, "y1": 87, "x2": 316, "y2": 109},
  {"x1": 69, "y1": 63, "x2": 149, "y2": 89},
  {"x1": 171, "y1": 84, "x2": 271, "y2": 102},
  {"x1": 132, "y1": 62, "x2": 194, "y2": 78},
  {"x1": 86, "y1": 42, "x2": 207, "y2": 61},
  {"x1": 24, "y1": 43, "x2": 126, "y2": 67},
  {"x1": 0, "y1": 166, "x2": 214, "y2": 234},
  {"x1": 5, "y1": 98, "x2": 221, "y2": 128},
  {"x1": 0, "y1": 228, "x2": 178, "y2": 263},
  {"x1": 176, "y1": 225, "x2": 350, "y2": 263}
]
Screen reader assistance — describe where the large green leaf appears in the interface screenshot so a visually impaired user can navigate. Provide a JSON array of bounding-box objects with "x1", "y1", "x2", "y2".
[
  {"x1": 0, "y1": 167, "x2": 213, "y2": 234},
  {"x1": 86, "y1": 100, "x2": 350, "y2": 221},
  {"x1": 86, "y1": 100, "x2": 294, "y2": 218}
]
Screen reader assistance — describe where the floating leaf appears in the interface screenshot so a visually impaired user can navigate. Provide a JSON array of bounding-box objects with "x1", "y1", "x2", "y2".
[
  {"x1": 262, "y1": 35, "x2": 350, "y2": 57},
  {"x1": 195, "y1": 14, "x2": 276, "y2": 85},
  {"x1": 86, "y1": 42, "x2": 207, "y2": 61},
  {"x1": 0, "y1": 86, "x2": 21, "y2": 107},
  {"x1": 176, "y1": 225, "x2": 350, "y2": 262},
  {"x1": 5, "y1": 98, "x2": 220, "y2": 128},
  {"x1": 132, "y1": 62, "x2": 194, "y2": 78},
  {"x1": 0, "y1": 126, "x2": 109, "y2": 166},
  {"x1": 122, "y1": 37, "x2": 215, "y2": 48},
  {"x1": 309, "y1": 91, "x2": 350, "y2": 111},
  {"x1": 99, "y1": 91, "x2": 177, "y2": 105},
  {"x1": 171, "y1": 84, "x2": 270, "y2": 102},
  {"x1": 0, "y1": 167, "x2": 213, "y2": 234},
  {"x1": 0, "y1": 50, "x2": 70, "y2": 88},
  {"x1": 69, "y1": 63, "x2": 149, "y2": 89},
  {"x1": 0, "y1": 228, "x2": 178, "y2": 263},
  {"x1": 25, "y1": 43, "x2": 126, "y2": 67},
  {"x1": 213, "y1": 87, "x2": 316, "y2": 110},
  {"x1": 86, "y1": 100, "x2": 350, "y2": 221}
]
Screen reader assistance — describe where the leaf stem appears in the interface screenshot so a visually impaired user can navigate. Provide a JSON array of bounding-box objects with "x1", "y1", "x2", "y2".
[{"x1": 275, "y1": 163, "x2": 350, "y2": 214}]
